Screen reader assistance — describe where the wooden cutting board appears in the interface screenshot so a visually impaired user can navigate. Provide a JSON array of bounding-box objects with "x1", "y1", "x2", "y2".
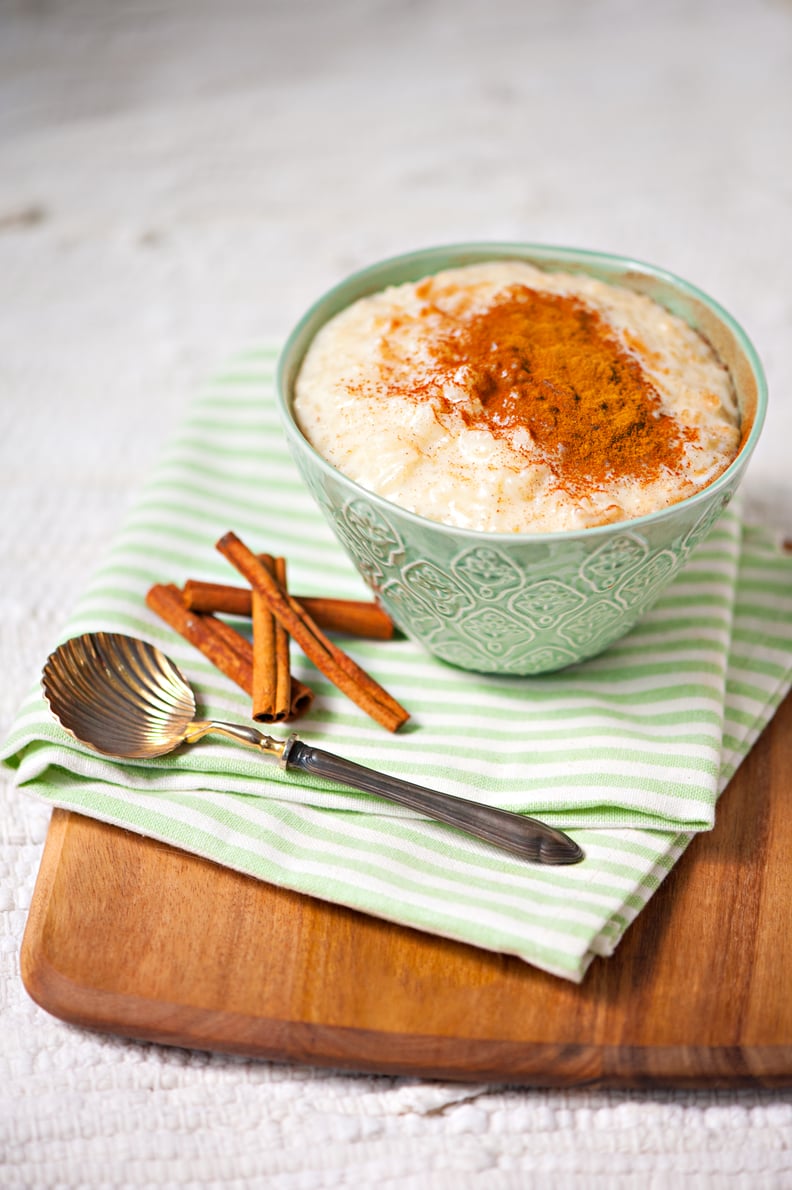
[{"x1": 20, "y1": 691, "x2": 792, "y2": 1088}]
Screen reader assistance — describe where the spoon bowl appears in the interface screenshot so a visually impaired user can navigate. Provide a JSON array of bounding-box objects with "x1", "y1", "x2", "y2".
[{"x1": 42, "y1": 631, "x2": 197, "y2": 759}]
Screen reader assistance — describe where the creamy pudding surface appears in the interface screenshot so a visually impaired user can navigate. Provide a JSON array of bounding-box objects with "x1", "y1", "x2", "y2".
[{"x1": 293, "y1": 262, "x2": 740, "y2": 533}]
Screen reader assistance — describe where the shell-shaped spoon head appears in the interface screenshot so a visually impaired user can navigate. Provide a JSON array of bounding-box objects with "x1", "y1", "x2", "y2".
[{"x1": 42, "y1": 631, "x2": 197, "y2": 759}]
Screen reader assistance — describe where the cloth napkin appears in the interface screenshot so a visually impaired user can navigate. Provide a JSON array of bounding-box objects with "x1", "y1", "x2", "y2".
[{"x1": 4, "y1": 346, "x2": 792, "y2": 982}]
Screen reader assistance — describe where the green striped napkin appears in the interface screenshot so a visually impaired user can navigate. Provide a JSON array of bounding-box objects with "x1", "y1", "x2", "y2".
[{"x1": 4, "y1": 347, "x2": 792, "y2": 981}]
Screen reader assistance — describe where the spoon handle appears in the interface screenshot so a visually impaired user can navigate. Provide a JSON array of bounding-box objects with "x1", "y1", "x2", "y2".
[{"x1": 285, "y1": 741, "x2": 583, "y2": 866}]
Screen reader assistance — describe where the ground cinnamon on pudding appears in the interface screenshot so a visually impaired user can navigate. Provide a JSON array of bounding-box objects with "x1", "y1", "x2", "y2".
[
  {"x1": 413, "y1": 286, "x2": 691, "y2": 492},
  {"x1": 294, "y1": 262, "x2": 739, "y2": 532}
]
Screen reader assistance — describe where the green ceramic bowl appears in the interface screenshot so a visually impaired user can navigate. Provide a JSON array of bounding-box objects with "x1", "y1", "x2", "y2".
[{"x1": 276, "y1": 244, "x2": 766, "y2": 675}]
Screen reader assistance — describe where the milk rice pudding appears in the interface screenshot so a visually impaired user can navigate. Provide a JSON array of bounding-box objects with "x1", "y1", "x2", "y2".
[{"x1": 293, "y1": 262, "x2": 741, "y2": 533}]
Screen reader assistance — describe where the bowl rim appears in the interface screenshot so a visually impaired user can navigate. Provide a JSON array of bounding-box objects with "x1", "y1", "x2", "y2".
[{"x1": 275, "y1": 241, "x2": 768, "y2": 545}]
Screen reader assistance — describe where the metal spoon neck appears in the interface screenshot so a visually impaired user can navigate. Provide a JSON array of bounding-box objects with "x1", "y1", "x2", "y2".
[{"x1": 183, "y1": 719, "x2": 293, "y2": 763}]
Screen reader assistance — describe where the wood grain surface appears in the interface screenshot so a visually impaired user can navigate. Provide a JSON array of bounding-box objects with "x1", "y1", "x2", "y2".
[{"x1": 20, "y1": 691, "x2": 792, "y2": 1088}]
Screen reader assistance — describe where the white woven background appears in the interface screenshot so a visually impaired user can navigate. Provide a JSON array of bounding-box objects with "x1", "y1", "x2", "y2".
[{"x1": 2, "y1": 1, "x2": 792, "y2": 1185}]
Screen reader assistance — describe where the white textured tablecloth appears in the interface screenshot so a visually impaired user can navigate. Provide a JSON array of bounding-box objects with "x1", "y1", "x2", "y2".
[{"x1": 2, "y1": 1, "x2": 792, "y2": 1185}]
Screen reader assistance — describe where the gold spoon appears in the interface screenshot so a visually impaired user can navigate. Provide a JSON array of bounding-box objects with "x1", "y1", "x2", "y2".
[{"x1": 41, "y1": 631, "x2": 584, "y2": 865}]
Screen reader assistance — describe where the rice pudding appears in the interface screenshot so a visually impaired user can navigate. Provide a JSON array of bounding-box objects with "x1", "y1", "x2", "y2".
[{"x1": 293, "y1": 262, "x2": 740, "y2": 533}]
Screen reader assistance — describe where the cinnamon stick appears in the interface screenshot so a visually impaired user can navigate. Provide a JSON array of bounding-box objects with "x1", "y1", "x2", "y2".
[
  {"x1": 272, "y1": 557, "x2": 293, "y2": 714},
  {"x1": 182, "y1": 579, "x2": 395, "y2": 640},
  {"x1": 302, "y1": 596, "x2": 394, "y2": 639},
  {"x1": 145, "y1": 583, "x2": 253, "y2": 692},
  {"x1": 252, "y1": 555, "x2": 292, "y2": 723},
  {"x1": 146, "y1": 583, "x2": 314, "y2": 721},
  {"x1": 216, "y1": 531, "x2": 409, "y2": 732},
  {"x1": 224, "y1": 605, "x2": 313, "y2": 720},
  {"x1": 285, "y1": 676, "x2": 316, "y2": 720},
  {"x1": 205, "y1": 613, "x2": 257, "y2": 668}
]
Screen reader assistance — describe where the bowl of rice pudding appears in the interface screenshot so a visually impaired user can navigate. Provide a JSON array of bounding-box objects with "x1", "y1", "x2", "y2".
[{"x1": 277, "y1": 244, "x2": 765, "y2": 675}]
